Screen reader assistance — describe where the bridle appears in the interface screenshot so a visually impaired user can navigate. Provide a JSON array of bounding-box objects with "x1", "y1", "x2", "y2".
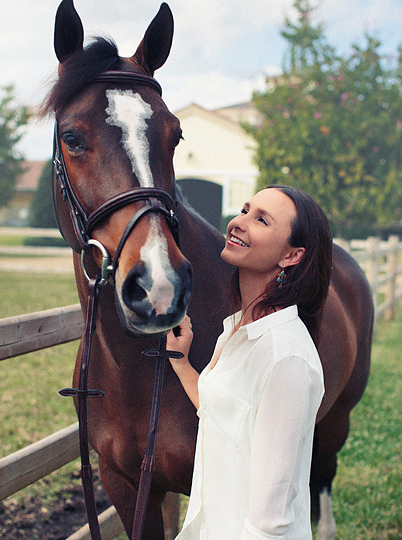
[
  {"x1": 53, "y1": 71, "x2": 179, "y2": 272},
  {"x1": 52, "y1": 70, "x2": 180, "y2": 278},
  {"x1": 56, "y1": 70, "x2": 184, "y2": 540}
]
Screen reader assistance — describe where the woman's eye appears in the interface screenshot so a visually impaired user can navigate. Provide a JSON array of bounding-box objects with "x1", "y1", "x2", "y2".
[
  {"x1": 259, "y1": 216, "x2": 269, "y2": 226},
  {"x1": 241, "y1": 208, "x2": 248, "y2": 215},
  {"x1": 62, "y1": 134, "x2": 85, "y2": 152}
]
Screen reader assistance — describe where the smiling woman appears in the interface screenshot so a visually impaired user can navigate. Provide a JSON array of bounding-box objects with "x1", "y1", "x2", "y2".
[
  {"x1": 167, "y1": 185, "x2": 333, "y2": 539},
  {"x1": 225, "y1": 185, "x2": 333, "y2": 343},
  {"x1": 221, "y1": 188, "x2": 304, "y2": 304}
]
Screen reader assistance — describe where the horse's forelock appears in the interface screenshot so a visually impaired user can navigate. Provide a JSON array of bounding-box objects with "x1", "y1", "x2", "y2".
[{"x1": 41, "y1": 37, "x2": 120, "y2": 117}]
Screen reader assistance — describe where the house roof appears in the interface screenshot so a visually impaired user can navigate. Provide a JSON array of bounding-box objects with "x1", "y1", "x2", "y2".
[
  {"x1": 174, "y1": 102, "x2": 262, "y2": 128},
  {"x1": 174, "y1": 103, "x2": 245, "y2": 134},
  {"x1": 17, "y1": 160, "x2": 47, "y2": 192}
]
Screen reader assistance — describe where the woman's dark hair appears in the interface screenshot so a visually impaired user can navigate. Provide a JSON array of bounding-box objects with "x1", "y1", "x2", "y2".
[{"x1": 231, "y1": 185, "x2": 333, "y2": 346}]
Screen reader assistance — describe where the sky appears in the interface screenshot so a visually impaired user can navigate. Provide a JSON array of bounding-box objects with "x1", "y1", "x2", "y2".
[{"x1": 2, "y1": 0, "x2": 402, "y2": 161}]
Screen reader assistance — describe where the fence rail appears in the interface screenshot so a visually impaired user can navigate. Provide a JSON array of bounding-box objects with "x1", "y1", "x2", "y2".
[
  {"x1": 0, "y1": 304, "x2": 83, "y2": 361},
  {"x1": 2, "y1": 235, "x2": 402, "y2": 539},
  {"x1": 0, "y1": 305, "x2": 124, "y2": 540},
  {"x1": 334, "y1": 235, "x2": 402, "y2": 322}
]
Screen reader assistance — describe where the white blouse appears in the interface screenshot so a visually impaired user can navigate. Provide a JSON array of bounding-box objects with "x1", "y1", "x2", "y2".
[{"x1": 176, "y1": 305, "x2": 324, "y2": 540}]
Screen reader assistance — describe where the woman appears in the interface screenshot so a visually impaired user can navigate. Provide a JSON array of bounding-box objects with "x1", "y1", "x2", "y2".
[{"x1": 167, "y1": 185, "x2": 333, "y2": 539}]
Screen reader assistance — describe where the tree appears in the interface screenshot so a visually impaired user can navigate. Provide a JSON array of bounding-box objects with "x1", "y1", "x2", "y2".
[
  {"x1": 0, "y1": 85, "x2": 31, "y2": 208},
  {"x1": 247, "y1": 0, "x2": 402, "y2": 236},
  {"x1": 29, "y1": 159, "x2": 57, "y2": 228}
]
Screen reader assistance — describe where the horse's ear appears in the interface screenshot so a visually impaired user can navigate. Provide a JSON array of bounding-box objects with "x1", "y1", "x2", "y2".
[
  {"x1": 132, "y1": 3, "x2": 174, "y2": 76},
  {"x1": 54, "y1": 0, "x2": 84, "y2": 63}
]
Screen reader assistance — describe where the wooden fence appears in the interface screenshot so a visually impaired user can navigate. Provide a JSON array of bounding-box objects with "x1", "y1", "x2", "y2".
[
  {"x1": 0, "y1": 305, "x2": 125, "y2": 540},
  {"x1": 334, "y1": 235, "x2": 402, "y2": 323},
  {"x1": 1, "y1": 235, "x2": 402, "y2": 539}
]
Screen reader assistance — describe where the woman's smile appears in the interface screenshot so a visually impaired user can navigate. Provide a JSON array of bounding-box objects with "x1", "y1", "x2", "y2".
[{"x1": 228, "y1": 234, "x2": 250, "y2": 248}]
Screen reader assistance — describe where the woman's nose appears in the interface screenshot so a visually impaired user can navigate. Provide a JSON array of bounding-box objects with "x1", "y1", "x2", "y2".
[{"x1": 228, "y1": 215, "x2": 246, "y2": 232}]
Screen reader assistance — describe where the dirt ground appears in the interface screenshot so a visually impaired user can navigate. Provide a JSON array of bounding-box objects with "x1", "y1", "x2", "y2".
[{"x1": 0, "y1": 466, "x2": 113, "y2": 540}]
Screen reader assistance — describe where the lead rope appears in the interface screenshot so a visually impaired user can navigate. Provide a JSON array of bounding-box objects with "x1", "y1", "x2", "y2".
[
  {"x1": 131, "y1": 336, "x2": 183, "y2": 540},
  {"x1": 60, "y1": 277, "x2": 104, "y2": 540},
  {"x1": 60, "y1": 248, "x2": 184, "y2": 540}
]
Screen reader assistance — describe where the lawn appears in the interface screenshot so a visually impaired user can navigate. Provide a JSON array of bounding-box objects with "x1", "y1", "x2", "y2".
[
  {"x1": 0, "y1": 271, "x2": 81, "y2": 509},
  {"x1": 330, "y1": 314, "x2": 402, "y2": 539},
  {"x1": 0, "y1": 270, "x2": 401, "y2": 538}
]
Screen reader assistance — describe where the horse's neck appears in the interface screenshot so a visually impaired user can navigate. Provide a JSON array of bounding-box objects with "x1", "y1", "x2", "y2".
[{"x1": 176, "y1": 201, "x2": 226, "y2": 257}]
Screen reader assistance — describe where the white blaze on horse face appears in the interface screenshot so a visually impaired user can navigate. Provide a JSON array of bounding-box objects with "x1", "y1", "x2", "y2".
[
  {"x1": 139, "y1": 216, "x2": 176, "y2": 316},
  {"x1": 105, "y1": 89, "x2": 154, "y2": 187},
  {"x1": 106, "y1": 89, "x2": 176, "y2": 318}
]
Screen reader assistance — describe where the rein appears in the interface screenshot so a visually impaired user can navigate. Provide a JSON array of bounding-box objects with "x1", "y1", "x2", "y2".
[{"x1": 56, "y1": 70, "x2": 183, "y2": 540}]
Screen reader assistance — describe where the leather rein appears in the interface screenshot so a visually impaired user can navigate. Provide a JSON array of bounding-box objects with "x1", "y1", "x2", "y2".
[{"x1": 56, "y1": 70, "x2": 183, "y2": 540}]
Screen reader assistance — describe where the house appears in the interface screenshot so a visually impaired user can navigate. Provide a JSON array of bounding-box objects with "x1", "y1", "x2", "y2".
[
  {"x1": 173, "y1": 103, "x2": 260, "y2": 226},
  {"x1": 0, "y1": 160, "x2": 47, "y2": 226}
]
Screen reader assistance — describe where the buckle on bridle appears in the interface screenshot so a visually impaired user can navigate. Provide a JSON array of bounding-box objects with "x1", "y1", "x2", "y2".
[{"x1": 81, "y1": 239, "x2": 113, "y2": 286}]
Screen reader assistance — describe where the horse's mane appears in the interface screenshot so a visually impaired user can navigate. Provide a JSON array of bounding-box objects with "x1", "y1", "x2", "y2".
[{"x1": 41, "y1": 37, "x2": 121, "y2": 117}]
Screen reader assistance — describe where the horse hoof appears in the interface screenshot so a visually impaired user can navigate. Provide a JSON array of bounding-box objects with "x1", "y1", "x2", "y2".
[{"x1": 316, "y1": 488, "x2": 336, "y2": 540}]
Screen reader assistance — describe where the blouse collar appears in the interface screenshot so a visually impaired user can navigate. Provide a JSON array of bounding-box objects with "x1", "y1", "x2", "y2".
[{"x1": 223, "y1": 305, "x2": 299, "y2": 341}]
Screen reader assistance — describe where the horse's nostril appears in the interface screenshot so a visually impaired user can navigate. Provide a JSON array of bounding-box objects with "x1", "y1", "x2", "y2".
[
  {"x1": 128, "y1": 282, "x2": 147, "y2": 303},
  {"x1": 120, "y1": 259, "x2": 193, "y2": 319},
  {"x1": 122, "y1": 264, "x2": 150, "y2": 309}
]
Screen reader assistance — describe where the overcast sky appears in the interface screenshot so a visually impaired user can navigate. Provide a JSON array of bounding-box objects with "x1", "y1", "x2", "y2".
[{"x1": 2, "y1": 0, "x2": 402, "y2": 160}]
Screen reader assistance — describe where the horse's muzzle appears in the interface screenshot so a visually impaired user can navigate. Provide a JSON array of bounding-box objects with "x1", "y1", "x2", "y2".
[{"x1": 115, "y1": 259, "x2": 193, "y2": 336}]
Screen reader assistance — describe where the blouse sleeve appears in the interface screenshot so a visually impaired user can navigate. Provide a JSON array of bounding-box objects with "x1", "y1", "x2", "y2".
[{"x1": 243, "y1": 355, "x2": 318, "y2": 539}]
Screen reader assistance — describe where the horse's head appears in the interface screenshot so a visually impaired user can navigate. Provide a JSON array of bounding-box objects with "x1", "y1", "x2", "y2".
[{"x1": 45, "y1": 0, "x2": 193, "y2": 337}]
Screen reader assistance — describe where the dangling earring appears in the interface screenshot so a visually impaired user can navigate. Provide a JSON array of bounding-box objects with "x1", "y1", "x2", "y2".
[{"x1": 277, "y1": 269, "x2": 287, "y2": 289}]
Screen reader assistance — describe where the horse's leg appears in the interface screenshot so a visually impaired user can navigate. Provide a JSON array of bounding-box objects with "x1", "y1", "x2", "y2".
[
  {"x1": 310, "y1": 436, "x2": 337, "y2": 540},
  {"x1": 161, "y1": 492, "x2": 180, "y2": 540},
  {"x1": 98, "y1": 456, "x2": 165, "y2": 539},
  {"x1": 311, "y1": 403, "x2": 351, "y2": 540},
  {"x1": 98, "y1": 455, "x2": 137, "y2": 535}
]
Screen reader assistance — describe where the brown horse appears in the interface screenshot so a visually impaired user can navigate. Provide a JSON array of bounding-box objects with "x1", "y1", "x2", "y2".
[{"x1": 43, "y1": 2, "x2": 373, "y2": 539}]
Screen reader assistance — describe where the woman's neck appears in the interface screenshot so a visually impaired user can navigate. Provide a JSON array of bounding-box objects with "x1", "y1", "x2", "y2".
[
  {"x1": 238, "y1": 268, "x2": 281, "y2": 326},
  {"x1": 238, "y1": 270, "x2": 272, "y2": 325}
]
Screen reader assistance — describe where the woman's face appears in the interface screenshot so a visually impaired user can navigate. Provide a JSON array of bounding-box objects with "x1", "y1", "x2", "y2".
[{"x1": 221, "y1": 188, "x2": 303, "y2": 282}]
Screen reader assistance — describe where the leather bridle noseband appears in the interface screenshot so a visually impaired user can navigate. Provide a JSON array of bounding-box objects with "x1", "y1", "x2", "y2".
[{"x1": 56, "y1": 70, "x2": 184, "y2": 540}]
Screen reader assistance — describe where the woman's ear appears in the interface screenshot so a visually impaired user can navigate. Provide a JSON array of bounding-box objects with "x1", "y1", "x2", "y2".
[{"x1": 280, "y1": 247, "x2": 305, "y2": 269}]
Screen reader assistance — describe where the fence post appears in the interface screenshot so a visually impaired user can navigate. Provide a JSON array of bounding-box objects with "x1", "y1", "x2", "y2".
[
  {"x1": 384, "y1": 235, "x2": 399, "y2": 321},
  {"x1": 335, "y1": 238, "x2": 351, "y2": 254},
  {"x1": 366, "y1": 236, "x2": 380, "y2": 324}
]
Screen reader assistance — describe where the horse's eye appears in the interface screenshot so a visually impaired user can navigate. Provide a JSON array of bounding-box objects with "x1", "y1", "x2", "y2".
[{"x1": 62, "y1": 133, "x2": 85, "y2": 152}]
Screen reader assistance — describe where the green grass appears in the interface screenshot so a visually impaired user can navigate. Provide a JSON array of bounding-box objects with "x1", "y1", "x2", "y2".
[
  {"x1": 0, "y1": 272, "x2": 81, "y2": 507},
  {"x1": 0, "y1": 272, "x2": 79, "y2": 318},
  {"x1": 330, "y1": 313, "x2": 402, "y2": 539},
  {"x1": 0, "y1": 235, "x2": 26, "y2": 246},
  {"x1": 1, "y1": 270, "x2": 401, "y2": 538}
]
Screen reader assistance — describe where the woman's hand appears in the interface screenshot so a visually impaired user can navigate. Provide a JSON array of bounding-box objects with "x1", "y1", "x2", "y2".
[
  {"x1": 166, "y1": 315, "x2": 199, "y2": 410},
  {"x1": 167, "y1": 315, "x2": 194, "y2": 361}
]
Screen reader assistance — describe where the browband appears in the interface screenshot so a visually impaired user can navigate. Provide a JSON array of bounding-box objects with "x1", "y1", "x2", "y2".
[{"x1": 94, "y1": 71, "x2": 162, "y2": 96}]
